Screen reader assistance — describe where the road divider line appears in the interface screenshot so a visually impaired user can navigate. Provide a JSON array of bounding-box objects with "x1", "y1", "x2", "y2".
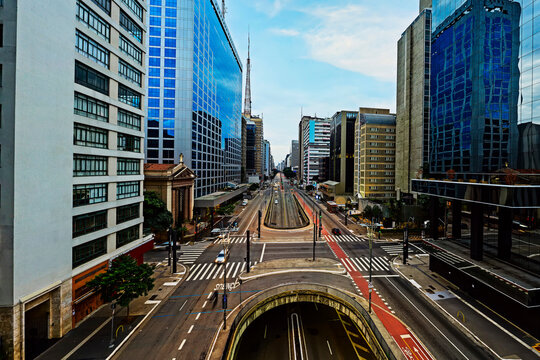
[
  {"x1": 195, "y1": 313, "x2": 201, "y2": 320},
  {"x1": 188, "y1": 325, "x2": 194, "y2": 334},
  {"x1": 260, "y1": 243, "x2": 266, "y2": 262},
  {"x1": 178, "y1": 300, "x2": 187, "y2": 312},
  {"x1": 178, "y1": 339, "x2": 186, "y2": 351}
]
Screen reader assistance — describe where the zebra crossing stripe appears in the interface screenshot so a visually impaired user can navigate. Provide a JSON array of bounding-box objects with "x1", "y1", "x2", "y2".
[
  {"x1": 193, "y1": 263, "x2": 211, "y2": 281},
  {"x1": 350, "y1": 258, "x2": 365, "y2": 271},
  {"x1": 186, "y1": 264, "x2": 202, "y2": 281},
  {"x1": 345, "y1": 258, "x2": 357, "y2": 272},
  {"x1": 341, "y1": 259, "x2": 351, "y2": 272}
]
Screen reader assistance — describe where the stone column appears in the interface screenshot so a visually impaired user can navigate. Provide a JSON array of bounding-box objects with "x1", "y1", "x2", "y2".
[
  {"x1": 452, "y1": 200, "x2": 462, "y2": 239},
  {"x1": 470, "y1": 203, "x2": 484, "y2": 261},
  {"x1": 497, "y1": 207, "x2": 513, "y2": 260},
  {"x1": 171, "y1": 188, "x2": 177, "y2": 228}
]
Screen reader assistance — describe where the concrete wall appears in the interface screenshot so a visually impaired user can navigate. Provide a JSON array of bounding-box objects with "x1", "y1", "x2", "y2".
[{"x1": 11, "y1": 0, "x2": 75, "y2": 304}]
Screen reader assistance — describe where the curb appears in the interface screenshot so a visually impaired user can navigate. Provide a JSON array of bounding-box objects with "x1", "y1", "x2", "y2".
[{"x1": 238, "y1": 267, "x2": 346, "y2": 282}]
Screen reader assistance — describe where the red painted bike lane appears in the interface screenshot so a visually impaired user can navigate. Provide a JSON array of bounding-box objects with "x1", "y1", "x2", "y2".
[{"x1": 294, "y1": 193, "x2": 433, "y2": 360}]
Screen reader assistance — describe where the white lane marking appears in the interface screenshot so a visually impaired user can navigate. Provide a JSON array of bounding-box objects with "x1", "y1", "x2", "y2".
[
  {"x1": 196, "y1": 263, "x2": 213, "y2": 281},
  {"x1": 188, "y1": 325, "x2": 194, "y2": 334},
  {"x1": 231, "y1": 262, "x2": 242, "y2": 278},
  {"x1": 185, "y1": 263, "x2": 202, "y2": 281},
  {"x1": 178, "y1": 339, "x2": 186, "y2": 350},
  {"x1": 195, "y1": 313, "x2": 201, "y2": 320},
  {"x1": 179, "y1": 300, "x2": 187, "y2": 312},
  {"x1": 207, "y1": 292, "x2": 213, "y2": 300},
  {"x1": 226, "y1": 263, "x2": 235, "y2": 278},
  {"x1": 345, "y1": 258, "x2": 357, "y2": 272},
  {"x1": 189, "y1": 263, "x2": 208, "y2": 281},
  {"x1": 260, "y1": 243, "x2": 266, "y2": 262},
  {"x1": 327, "y1": 340, "x2": 333, "y2": 355},
  {"x1": 385, "y1": 278, "x2": 469, "y2": 359},
  {"x1": 241, "y1": 263, "x2": 246, "y2": 271},
  {"x1": 202, "y1": 301, "x2": 207, "y2": 308},
  {"x1": 341, "y1": 259, "x2": 351, "y2": 272},
  {"x1": 206, "y1": 264, "x2": 219, "y2": 280},
  {"x1": 351, "y1": 258, "x2": 366, "y2": 271},
  {"x1": 374, "y1": 257, "x2": 390, "y2": 270}
]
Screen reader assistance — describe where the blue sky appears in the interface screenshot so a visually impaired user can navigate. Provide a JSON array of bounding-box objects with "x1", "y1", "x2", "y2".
[{"x1": 225, "y1": 0, "x2": 419, "y2": 162}]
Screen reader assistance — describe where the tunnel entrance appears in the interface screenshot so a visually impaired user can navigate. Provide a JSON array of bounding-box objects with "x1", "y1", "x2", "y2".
[
  {"x1": 235, "y1": 302, "x2": 376, "y2": 360},
  {"x1": 222, "y1": 284, "x2": 398, "y2": 360}
]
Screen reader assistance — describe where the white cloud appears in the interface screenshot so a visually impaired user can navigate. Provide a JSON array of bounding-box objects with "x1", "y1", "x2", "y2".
[
  {"x1": 270, "y1": 28, "x2": 300, "y2": 36},
  {"x1": 275, "y1": 4, "x2": 416, "y2": 82},
  {"x1": 253, "y1": 0, "x2": 290, "y2": 17}
]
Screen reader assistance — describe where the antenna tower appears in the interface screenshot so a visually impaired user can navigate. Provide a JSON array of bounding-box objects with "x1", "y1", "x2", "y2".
[{"x1": 243, "y1": 31, "x2": 252, "y2": 117}]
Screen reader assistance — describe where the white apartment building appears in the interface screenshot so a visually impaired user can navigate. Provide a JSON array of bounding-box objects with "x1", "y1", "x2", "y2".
[
  {"x1": 298, "y1": 116, "x2": 330, "y2": 184},
  {"x1": 0, "y1": 1, "x2": 150, "y2": 358}
]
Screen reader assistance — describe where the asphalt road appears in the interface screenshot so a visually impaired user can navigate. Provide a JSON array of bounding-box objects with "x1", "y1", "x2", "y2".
[
  {"x1": 265, "y1": 181, "x2": 308, "y2": 229},
  {"x1": 114, "y1": 185, "x2": 527, "y2": 360}
]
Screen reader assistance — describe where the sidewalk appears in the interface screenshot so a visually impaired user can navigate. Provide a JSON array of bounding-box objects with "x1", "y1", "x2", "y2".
[
  {"x1": 37, "y1": 260, "x2": 187, "y2": 360},
  {"x1": 392, "y1": 253, "x2": 540, "y2": 359}
]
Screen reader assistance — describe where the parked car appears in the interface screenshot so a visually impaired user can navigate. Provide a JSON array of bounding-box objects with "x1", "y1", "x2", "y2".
[
  {"x1": 332, "y1": 228, "x2": 341, "y2": 235},
  {"x1": 215, "y1": 249, "x2": 230, "y2": 264}
]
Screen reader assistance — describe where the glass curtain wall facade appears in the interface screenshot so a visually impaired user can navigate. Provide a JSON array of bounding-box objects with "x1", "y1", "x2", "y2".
[
  {"x1": 146, "y1": 0, "x2": 242, "y2": 198},
  {"x1": 430, "y1": 0, "x2": 520, "y2": 174},
  {"x1": 432, "y1": 0, "x2": 466, "y2": 29}
]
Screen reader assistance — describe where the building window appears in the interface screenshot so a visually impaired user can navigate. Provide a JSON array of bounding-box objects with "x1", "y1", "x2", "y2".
[
  {"x1": 72, "y1": 237, "x2": 107, "y2": 268},
  {"x1": 76, "y1": 1, "x2": 110, "y2": 41},
  {"x1": 74, "y1": 123, "x2": 108, "y2": 148},
  {"x1": 76, "y1": 30, "x2": 110, "y2": 68},
  {"x1": 74, "y1": 154, "x2": 108, "y2": 176},
  {"x1": 117, "y1": 109, "x2": 141, "y2": 130},
  {"x1": 120, "y1": 11, "x2": 142, "y2": 43},
  {"x1": 118, "y1": 133, "x2": 140, "y2": 152},
  {"x1": 91, "y1": 0, "x2": 111, "y2": 15},
  {"x1": 118, "y1": 60, "x2": 142, "y2": 86},
  {"x1": 116, "y1": 203, "x2": 139, "y2": 224},
  {"x1": 75, "y1": 61, "x2": 109, "y2": 95},
  {"x1": 121, "y1": 0, "x2": 143, "y2": 21},
  {"x1": 119, "y1": 35, "x2": 142, "y2": 64},
  {"x1": 117, "y1": 158, "x2": 140, "y2": 175},
  {"x1": 73, "y1": 183, "x2": 108, "y2": 207},
  {"x1": 118, "y1": 84, "x2": 141, "y2": 108},
  {"x1": 0, "y1": 24, "x2": 3, "y2": 47},
  {"x1": 74, "y1": 92, "x2": 109, "y2": 122},
  {"x1": 117, "y1": 181, "x2": 140, "y2": 199},
  {"x1": 116, "y1": 225, "x2": 140, "y2": 247},
  {"x1": 73, "y1": 210, "x2": 107, "y2": 237}
]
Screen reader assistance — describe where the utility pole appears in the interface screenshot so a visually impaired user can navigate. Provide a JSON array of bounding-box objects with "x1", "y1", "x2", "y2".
[
  {"x1": 246, "y1": 230, "x2": 250, "y2": 273},
  {"x1": 368, "y1": 217, "x2": 373, "y2": 314},
  {"x1": 223, "y1": 261, "x2": 227, "y2": 330},
  {"x1": 172, "y1": 229, "x2": 178, "y2": 274},
  {"x1": 313, "y1": 223, "x2": 316, "y2": 261},
  {"x1": 167, "y1": 228, "x2": 172, "y2": 266},
  {"x1": 319, "y1": 210, "x2": 322, "y2": 239},
  {"x1": 258, "y1": 210, "x2": 262, "y2": 238},
  {"x1": 403, "y1": 226, "x2": 409, "y2": 265}
]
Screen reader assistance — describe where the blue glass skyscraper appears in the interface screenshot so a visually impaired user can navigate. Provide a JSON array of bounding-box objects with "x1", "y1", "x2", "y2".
[
  {"x1": 430, "y1": 0, "x2": 520, "y2": 173},
  {"x1": 145, "y1": 0, "x2": 242, "y2": 198}
]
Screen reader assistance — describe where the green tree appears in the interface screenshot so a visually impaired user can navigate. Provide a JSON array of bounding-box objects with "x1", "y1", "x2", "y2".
[
  {"x1": 372, "y1": 206, "x2": 383, "y2": 221},
  {"x1": 249, "y1": 183, "x2": 259, "y2": 191},
  {"x1": 88, "y1": 255, "x2": 155, "y2": 317},
  {"x1": 387, "y1": 198, "x2": 403, "y2": 223},
  {"x1": 283, "y1": 167, "x2": 296, "y2": 179},
  {"x1": 305, "y1": 185, "x2": 314, "y2": 191},
  {"x1": 143, "y1": 191, "x2": 173, "y2": 232},
  {"x1": 362, "y1": 205, "x2": 373, "y2": 219}
]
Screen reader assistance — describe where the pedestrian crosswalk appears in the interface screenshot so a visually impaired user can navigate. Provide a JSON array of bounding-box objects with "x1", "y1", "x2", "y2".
[
  {"x1": 213, "y1": 236, "x2": 250, "y2": 244},
  {"x1": 178, "y1": 242, "x2": 210, "y2": 265},
  {"x1": 380, "y1": 244, "x2": 406, "y2": 256},
  {"x1": 341, "y1": 256, "x2": 390, "y2": 272},
  {"x1": 184, "y1": 261, "x2": 258, "y2": 282},
  {"x1": 432, "y1": 251, "x2": 470, "y2": 267},
  {"x1": 324, "y1": 235, "x2": 366, "y2": 243}
]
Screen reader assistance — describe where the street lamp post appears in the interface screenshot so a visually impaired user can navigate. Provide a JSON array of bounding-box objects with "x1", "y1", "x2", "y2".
[{"x1": 368, "y1": 217, "x2": 374, "y2": 314}]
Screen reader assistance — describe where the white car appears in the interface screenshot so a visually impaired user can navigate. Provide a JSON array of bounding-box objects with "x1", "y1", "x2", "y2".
[
  {"x1": 215, "y1": 249, "x2": 230, "y2": 264},
  {"x1": 242, "y1": 199, "x2": 248, "y2": 206},
  {"x1": 274, "y1": 199, "x2": 278, "y2": 204}
]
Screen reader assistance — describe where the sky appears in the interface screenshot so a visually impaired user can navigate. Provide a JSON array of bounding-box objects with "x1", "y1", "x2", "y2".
[{"x1": 225, "y1": 0, "x2": 419, "y2": 163}]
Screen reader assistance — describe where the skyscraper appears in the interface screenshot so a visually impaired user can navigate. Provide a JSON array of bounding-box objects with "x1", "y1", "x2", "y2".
[
  {"x1": 430, "y1": 0, "x2": 520, "y2": 174},
  {"x1": 329, "y1": 111, "x2": 358, "y2": 195},
  {"x1": 290, "y1": 140, "x2": 300, "y2": 173},
  {"x1": 355, "y1": 112, "x2": 397, "y2": 200},
  {"x1": 145, "y1": 0, "x2": 242, "y2": 198},
  {"x1": 0, "y1": 1, "x2": 149, "y2": 357},
  {"x1": 395, "y1": 4, "x2": 432, "y2": 198},
  {"x1": 299, "y1": 116, "x2": 331, "y2": 184}
]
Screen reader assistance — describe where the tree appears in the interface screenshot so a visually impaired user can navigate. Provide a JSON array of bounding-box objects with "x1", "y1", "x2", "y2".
[
  {"x1": 249, "y1": 183, "x2": 259, "y2": 191},
  {"x1": 283, "y1": 167, "x2": 296, "y2": 179},
  {"x1": 362, "y1": 205, "x2": 373, "y2": 219},
  {"x1": 372, "y1": 206, "x2": 383, "y2": 221},
  {"x1": 387, "y1": 198, "x2": 403, "y2": 223},
  {"x1": 88, "y1": 255, "x2": 155, "y2": 317},
  {"x1": 305, "y1": 185, "x2": 314, "y2": 191},
  {"x1": 143, "y1": 191, "x2": 172, "y2": 232}
]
